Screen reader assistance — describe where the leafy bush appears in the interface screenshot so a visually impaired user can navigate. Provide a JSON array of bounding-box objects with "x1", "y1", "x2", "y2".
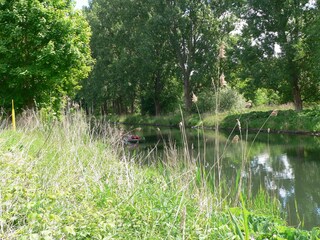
[
  {"x1": 195, "y1": 87, "x2": 246, "y2": 113},
  {"x1": 219, "y1": 87, "x2": 247, "y2": 112},
  {"x1": 254, "y1": 88, "x2": 281, "y2": 106}
]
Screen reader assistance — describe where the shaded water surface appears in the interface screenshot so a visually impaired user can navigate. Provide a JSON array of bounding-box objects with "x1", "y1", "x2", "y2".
[{"x1": 124, "y1": 126, "x2": 320, "y2": 230}]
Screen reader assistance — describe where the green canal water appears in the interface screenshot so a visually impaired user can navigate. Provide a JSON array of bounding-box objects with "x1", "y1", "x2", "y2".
[{"x1": 123, "y1": 125, "x2": 320, "y2": 230}]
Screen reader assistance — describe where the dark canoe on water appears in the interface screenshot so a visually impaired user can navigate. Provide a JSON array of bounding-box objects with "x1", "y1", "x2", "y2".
[{"x1": 123, "y1": 135, "x2": 144, "y2": 144}]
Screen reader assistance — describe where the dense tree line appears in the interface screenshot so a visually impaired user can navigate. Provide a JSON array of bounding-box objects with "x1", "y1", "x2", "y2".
[
  {"x1": 0, "y1": 0, "x2": 319, "y2": 115},
  {"x1": 80, "y1": 0, "x2": 319, "y2": 114},
  {"x1": 79, "y1": 0, "x2": 225, "y2": 115}
]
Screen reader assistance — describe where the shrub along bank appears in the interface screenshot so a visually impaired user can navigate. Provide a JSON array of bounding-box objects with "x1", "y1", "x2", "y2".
[
  {"x1": 1, "y1": 112, "x2": 320, "y2": 239},
  {"x1": 113, "y1": 106, "x2": 320, "y2": 135}
]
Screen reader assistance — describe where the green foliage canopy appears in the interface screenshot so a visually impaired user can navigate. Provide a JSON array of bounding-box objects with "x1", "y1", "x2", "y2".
[
  {"x1": 0, "y1": 0, "x2": 92, "y2": 112},
  {"x1": 81, "y1": 0, "x2": 230, "y2": 114},
  {"x1": 80, "y1": 0, "x2": 319, "y2": 115},
  {"x1": 236, "y1": 0, "x2": 319, "y2": 110}
]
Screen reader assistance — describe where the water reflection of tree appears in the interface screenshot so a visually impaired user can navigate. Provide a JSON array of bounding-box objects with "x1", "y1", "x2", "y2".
[
  {"x1": 288, "y1": 153, "x2": 320, "y2": 229},
  {"x1": 209, "y1": 131, "x2": 320, "y2": 229},
  {"x1": 247, "y1": 142, "x2": 320, "y2": 230}
]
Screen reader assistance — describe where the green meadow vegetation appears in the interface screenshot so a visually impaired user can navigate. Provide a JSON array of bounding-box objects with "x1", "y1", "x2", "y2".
[{"x1": 1, "y1": 111, "x2": 320, "y2": 239}]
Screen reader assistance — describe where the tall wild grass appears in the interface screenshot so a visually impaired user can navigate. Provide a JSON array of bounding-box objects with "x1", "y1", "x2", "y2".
[{"x1": 1, "y1": 110, "x2": 315, "y2": 239}]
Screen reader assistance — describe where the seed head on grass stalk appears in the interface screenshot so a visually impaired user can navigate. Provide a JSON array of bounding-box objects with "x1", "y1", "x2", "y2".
[
  {"x1": 232, "y1": 135, "x2": 239, "y2": 143},
  {"x1": 192, "y1": 92, "x2": 198, "y2": 103},
  {"x1": 271, "y1": 109, "x2": 278, "y2": 116},
  {"x1": 236, "y1": 119, "x2": 241, "y2": 131},
  {"x1": 219, "y1": 42, "x2": 226, "y2": 60},
  {"x1": 220, "y1": 73, "x2": 227, "y2": 88}
]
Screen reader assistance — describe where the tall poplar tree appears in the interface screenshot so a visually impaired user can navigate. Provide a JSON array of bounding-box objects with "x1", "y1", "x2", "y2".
[{"x1": 166, "y1": 0, "x2": 219, "y2": 111}]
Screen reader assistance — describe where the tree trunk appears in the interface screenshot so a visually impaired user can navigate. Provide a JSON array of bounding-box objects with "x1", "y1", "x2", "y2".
[
  {"x1": 293, "y1": 84, "x2": 303, "y2": 111},
  {"x1": 114, "y1": 101, "x2": 117, "y2": 114},
  {"x1": 155, "y1": 101, "x2": 161, "y2": 116},
  {"x1": 131, "y1": 97, "x2": 134, "y2": 114},
  {"x1": 184, "y1": 74, "x2": 192, "y2": 112},
  {"x1": 170, "y1": 22, "x2": 193, "y2": 112},
  {"x1": 289, "y1": 59, "x2": 303, "y2": 111},
  {"x1": 154, "y1": 72, "x2": 162, "y2": 116}
]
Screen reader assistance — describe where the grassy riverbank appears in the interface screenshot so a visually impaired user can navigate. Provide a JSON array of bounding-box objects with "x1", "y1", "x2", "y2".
[
  {"x1": 114, "y1": 105, "x2": 320, "y2": 134},
  {"x1": 1, "y1": 112, "x2": 319, "y2": 239}
]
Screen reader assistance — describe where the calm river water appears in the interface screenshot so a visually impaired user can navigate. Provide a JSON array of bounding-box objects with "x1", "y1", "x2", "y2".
[{"x1": 124, "y1": 125, "x2": 320, "y2": 230}]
